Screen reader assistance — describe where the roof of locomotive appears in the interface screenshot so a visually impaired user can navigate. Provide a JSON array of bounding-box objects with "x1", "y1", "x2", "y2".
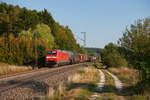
[
  {"x1": 46, "y1": 49, "x2": 73, "y2": 53},
  {"x1": 46, "y1": 49, "x2": 85, "y2": 55}
]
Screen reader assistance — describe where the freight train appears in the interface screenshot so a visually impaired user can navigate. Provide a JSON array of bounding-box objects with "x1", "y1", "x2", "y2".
[{"x1": 45, "y1": 49, "x2": 88, "y2": 67}]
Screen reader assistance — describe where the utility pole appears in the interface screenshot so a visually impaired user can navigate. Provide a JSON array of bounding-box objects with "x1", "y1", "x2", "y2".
[
  {"x1": 81, "y1": 32, "x2": 86, "y2": 47},
  {"x1": 34, "y1": 32, "x2": 38, "y2": 69},
  {"x1": 75, "y1": 32, "x2": 86, "y2": 47}
]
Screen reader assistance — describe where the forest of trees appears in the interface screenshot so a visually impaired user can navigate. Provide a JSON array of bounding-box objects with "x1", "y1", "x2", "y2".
[
  {"x1": 0, "y1": 3, "x2": 86, "y2": 65},
  {"x1": 100, "y1": 18, "x2": 150, "y2": 83}
]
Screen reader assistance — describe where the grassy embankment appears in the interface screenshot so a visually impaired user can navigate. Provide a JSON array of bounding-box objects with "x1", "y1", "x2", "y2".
[
  {"x1": 45, "y1": 65, "x2": 99, "y2": 100},
  {"x1": 0, "y1": 63, "x2": 32, "y2": 75},
  {"x1": 108, "y1": 67, "x2": 150, "y2": 100}
]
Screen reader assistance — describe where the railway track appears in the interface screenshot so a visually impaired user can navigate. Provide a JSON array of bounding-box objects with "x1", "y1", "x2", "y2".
[
  {"x1": 0, "y1": 63, "x2": 86, "y2": 100},
  {"x1": 0, "y1": 68, "x2": 49, "y2": 79}
]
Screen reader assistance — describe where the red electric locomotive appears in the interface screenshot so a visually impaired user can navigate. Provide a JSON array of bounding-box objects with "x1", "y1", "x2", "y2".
[{"x1": 45, "y1": 49, "x2": 70, "y2": 67}]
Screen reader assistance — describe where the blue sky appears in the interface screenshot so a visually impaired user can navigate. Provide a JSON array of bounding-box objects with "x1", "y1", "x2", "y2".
[{"x1": 2, "y1": 0, "x2": 150, "y2": 48}]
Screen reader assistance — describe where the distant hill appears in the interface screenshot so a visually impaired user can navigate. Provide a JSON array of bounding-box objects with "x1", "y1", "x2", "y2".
[{"x1": 85, "y1": 47, "x2": 102, "y2": 55}]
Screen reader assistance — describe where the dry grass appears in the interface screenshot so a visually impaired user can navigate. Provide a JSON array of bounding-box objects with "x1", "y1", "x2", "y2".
[
  {"x1": 108, "y1": 67, "x2": 150, "y2": 100},
  {"x1": 57, "y1": 83, "x2": 66, "y2": 98},
  {"x1": 0, "y1": 63, "x2": 32, "y2": 75},
  {"x1": 64, "y1": 66, "x2": 99, "y2": 100},
  {"x1": 46, "y1": 83, "x2": 66, "y2": 100},
  {"x1": 68, "y1": 66, "x2": 99, "y2": 84},
  {"x1": 47, "y1": 87, "x2": 55, "y2": 99},
  {"x1": 108, "y1": 67, "x2": 140, "y2": 86}
]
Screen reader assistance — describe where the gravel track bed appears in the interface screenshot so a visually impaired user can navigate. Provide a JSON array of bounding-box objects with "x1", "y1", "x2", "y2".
[{"x1": 0, "y1": 64, "x2": 85, "y2": 100}]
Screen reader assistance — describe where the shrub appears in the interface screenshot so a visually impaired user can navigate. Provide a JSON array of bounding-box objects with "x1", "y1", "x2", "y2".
[{"x1": 103, "y1": 53, "x2": 128, "y2": 67}]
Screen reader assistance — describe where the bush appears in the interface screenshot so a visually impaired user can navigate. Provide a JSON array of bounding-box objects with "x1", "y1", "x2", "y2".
[
  {"x1": 100, "y1": 43, "x2": 128, "y2": 67},
  {"x1": 103, "y1": 53, "x2": 128, "y2": 67}
]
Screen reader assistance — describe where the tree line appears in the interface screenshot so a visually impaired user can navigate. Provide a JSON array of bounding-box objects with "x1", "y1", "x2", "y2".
[
  {"x1": 0, "y1": 3, "x2": 86, "y2": 65},
  {"x1": 100, "y1": 17, "x2": 150, "y2": 83}
]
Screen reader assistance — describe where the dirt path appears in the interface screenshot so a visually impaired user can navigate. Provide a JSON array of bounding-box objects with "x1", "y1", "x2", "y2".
[
  {"x1": 105, "y1": 70, "x2": 122, "y2": 91},
  {"x1": 97, "y1": 69, "x2": 105, "y2": 90},
  {"x1": 89, "y1": 69, "x2": 105, "y2": 100},
  {"x1": 105, "y1": 70, "x2": 125, "y2": 100},
  {"x1": 88, "y1": 68, "x2": 126, "y2": 100}
]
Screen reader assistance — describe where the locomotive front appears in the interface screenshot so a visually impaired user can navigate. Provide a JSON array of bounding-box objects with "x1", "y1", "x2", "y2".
[{"x1": 45, "y1": 50, "x2": 59, "y2": 66}]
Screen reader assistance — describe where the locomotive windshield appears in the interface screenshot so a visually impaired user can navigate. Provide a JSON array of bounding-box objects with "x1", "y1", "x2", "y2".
[{"x1": 47, "y1": 51, "x2": 57, "y2": 55}]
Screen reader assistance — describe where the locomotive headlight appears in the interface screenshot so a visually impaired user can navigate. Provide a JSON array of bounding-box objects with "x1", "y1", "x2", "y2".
[{"x1": 46, "y1": 56, "x2": 57, "y2": 58}]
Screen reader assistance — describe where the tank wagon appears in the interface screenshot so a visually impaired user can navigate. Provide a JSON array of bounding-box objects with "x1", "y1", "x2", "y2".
[
  {"x1": 45, "y1": 49, "x2": 87, "y2": 67},
  {"x1": 88, "y1": 56, "x2": 97, "y2": 62}
]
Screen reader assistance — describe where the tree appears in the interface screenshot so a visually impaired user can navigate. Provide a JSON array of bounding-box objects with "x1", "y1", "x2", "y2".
[
  {"x1": 33, "y1": 24, "x2": 54, "y2": 49},
  {"x1": 100, "y1": 43, "x2": 128, "y2": 67},
  {"x1": 118, "y1": 18, "x2": 150, "y2": 81}
]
